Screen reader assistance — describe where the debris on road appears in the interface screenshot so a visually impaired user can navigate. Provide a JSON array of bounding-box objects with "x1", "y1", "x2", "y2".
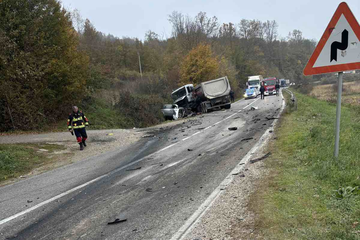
[
  {"x1": 241, "y1": 137, "x2": 253, "y2": 142},
  {"x1": 265, "y1": 117, "x2": 279, "y2": 121},
  {"x1": 142, "y1": 134, "x2": 155, "y2": 138},
  {"x1": 250, "y1": 152, "x2": 272, "y2": 164},
  {"x1": 250, "y1": 106, "x2": 258, "y2": 110},
  {"x1": 188, "y1": 148, "x2": 193, "y2": 151},
  {"x1": 228, "y1": 127, "x2": 238, "y2": 131},
  {"x1": 126, "y1": 167, "x2": 142, "y2": 171},
  {"x1": 27, "y1": 200, "x2": 33, "y2": 203},
  {"x1": 107, "y1": 218, "x2": 127, "y2": 225},
  {"x1": 146, "y1": 188, "x2": 153, "y2": 192}
]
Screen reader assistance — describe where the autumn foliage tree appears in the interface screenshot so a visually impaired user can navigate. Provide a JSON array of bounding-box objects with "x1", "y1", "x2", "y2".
[
  {"x1": 180, "y1": 43, "x2": 219, "y2": 85},
  {"x1": 0, "y1": 0, "x2": 89, "y2": 131}
]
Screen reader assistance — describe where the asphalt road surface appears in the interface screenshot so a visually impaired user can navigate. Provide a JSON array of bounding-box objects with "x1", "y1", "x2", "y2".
[{"x1": 0, "y1": 94, "x2": 283, "y2": 240}]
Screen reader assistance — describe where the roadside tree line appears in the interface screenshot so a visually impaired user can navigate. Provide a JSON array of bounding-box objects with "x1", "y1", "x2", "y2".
[{"x1": 0, "y1": 0, "x2": 317, "y2": 131}]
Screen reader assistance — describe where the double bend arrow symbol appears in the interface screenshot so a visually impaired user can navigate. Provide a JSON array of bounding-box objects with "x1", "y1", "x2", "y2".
[{"x1": 331, "y1": 29, "x2": 349, "y2": 62}]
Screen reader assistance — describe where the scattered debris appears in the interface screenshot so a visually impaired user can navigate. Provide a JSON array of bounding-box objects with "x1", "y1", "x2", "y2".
[
  {"x1": 228, "y1": 127, "x2": 238, "y2": 131},
  {"x1": 234, "y1": 116, "x2": 241, "y2": 119},
  {"x1": 27, "y1": 200, "x2": 32, "y2": 203},
  {"x1": 107, "y1": 133, "x2": 114, "y2": 136},
  {"x1": 241, "y1": 137, "x2": 253, "y2": 142},
  {"x1": 188, "y1": 148, "x2": 193, "y2": 151},
  {"x1": 142, "y1": 134, "x2": 155, "y2": 138},
  {"x1": 107, "y1": 218, "x2": 127, "y2": 225},
  {"x1": 269, "y1": 130, "x2": 273, "y2": 133},
  {"x1": 250, "y1": 152, "x2": 272, "y2": 164},
  {"x1": 250, "y1": 106, "x2": 258, "y2": 110},
  {"x1": 198, "y1": 153, "x2": 202, "y2": 156},
  {"x1": 265, "y1": 117, "x2": 279, "y2": 121},
  {"x1": 145, "y1": 188, "x2": 153, "y2": 192},
  {"x1": 239, "y1": 174, "x2": 245, "y2": 177},
  {"x1": 126, "y1": 167, "x2": 142, "y2": 171},
  {"x1": 198, "y1": 127, "x2": 205, "y2": 130},
  {"x1": 132, "y1": 229, "x2": 138, "y2": 232}
]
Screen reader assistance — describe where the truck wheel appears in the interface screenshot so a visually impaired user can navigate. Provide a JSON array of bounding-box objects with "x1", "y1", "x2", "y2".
[
  {"x1": 224, "y1": 104, "x2": 231, "y2": 109},
  {"x1": 201, "y1": 103, "x2": 208, "y2": 113}
]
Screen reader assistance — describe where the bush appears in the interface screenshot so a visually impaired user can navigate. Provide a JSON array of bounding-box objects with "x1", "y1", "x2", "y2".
[{"x1": 116, "y1": 92, "x2": 166, "y2": 128}]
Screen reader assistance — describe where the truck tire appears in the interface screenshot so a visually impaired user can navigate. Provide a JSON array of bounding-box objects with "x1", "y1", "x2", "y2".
[
  {"x1": 201, "y1": 102, "x2": 208, "y2": 113},
  {"x1": 224, "y1": 104, "x2": 231, "y2": 109}
]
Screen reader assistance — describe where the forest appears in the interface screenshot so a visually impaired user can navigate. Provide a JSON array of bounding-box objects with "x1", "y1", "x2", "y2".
[{"x1": 0, "y1": 0, "x2": 318, "y2": 131}]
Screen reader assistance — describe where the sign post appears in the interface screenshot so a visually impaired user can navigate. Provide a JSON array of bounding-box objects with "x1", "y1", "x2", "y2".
[
  {"x1": 334, "y1": 72, "x2": 343, "y2": 158},
  {"x1": 304, "y1": 2, "x2": 360, "y2": 158}
]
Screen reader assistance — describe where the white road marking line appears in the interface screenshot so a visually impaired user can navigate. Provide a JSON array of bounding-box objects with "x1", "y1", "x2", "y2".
[
  {"x1": 182, "y1": 137, "x2": 191, "y2": 141},
  {"x1": 0, "y1": 98, "x2": 259, "y2": 227},
  {"x1": 0, "y1": 175, "x2": 106, "y2": 226},
  {"x1": 243, "y1": 98, "x2": 260, "y2": 109},
  {"x1": 157, "y1": 143, "x2": 177, "y2": 153},
  {"x1": 191, "y1": 132, "x2": 201, "y2": 136}
]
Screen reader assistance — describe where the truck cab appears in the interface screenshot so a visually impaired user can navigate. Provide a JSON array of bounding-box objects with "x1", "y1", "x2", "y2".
[
  {"x1": 171, "y1": 84, "x2": 195, "y2": 108},
  {"x1": 263, "y1": 77, "x2": 277, "y2": 95},
  {"x1": 247, "y1": 75, "x2": 263, "y2": 95}
]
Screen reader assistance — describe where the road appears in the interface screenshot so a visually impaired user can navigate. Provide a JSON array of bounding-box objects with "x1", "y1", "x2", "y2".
[{"x1": 0, "y1": 94, "x2": 283, "y2": 240}]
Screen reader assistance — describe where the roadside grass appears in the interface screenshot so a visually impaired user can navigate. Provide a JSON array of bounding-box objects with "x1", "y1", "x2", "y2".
[
  {"x1": 0, "y1": 143, "x2": 66, "y2": 182},
  {"x1": 251, "y1": 90, "x2": 360, "y2": 239}
]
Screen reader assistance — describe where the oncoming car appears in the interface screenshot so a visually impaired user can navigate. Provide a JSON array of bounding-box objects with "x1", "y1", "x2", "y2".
[{"x1": 161, "y1": 104, "x2": 185, "y2": 120}]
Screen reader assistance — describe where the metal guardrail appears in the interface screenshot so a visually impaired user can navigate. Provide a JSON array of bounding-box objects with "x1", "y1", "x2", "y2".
[{"x1": 283, "y1": 88, "x2": 297, "y2": 111}]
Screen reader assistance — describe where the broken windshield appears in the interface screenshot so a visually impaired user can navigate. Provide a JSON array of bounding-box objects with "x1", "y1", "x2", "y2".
[{"x1": 171, "y1": 88, "x2": 186, "y2": 101}]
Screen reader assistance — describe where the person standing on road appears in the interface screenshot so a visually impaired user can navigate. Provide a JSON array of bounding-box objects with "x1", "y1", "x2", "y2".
[
  {"x1": 229, "y1": 89, "x2": 235, "y2": 102},
  {"x1": 67, "y1": 106, "x2": 89, "y2": 151},
  {"x1": 260, "y1": 82, "x2": 265, "y2": 100},
  {"x1": 275, "y1": 81, "x2": 280, "y2": 96}
]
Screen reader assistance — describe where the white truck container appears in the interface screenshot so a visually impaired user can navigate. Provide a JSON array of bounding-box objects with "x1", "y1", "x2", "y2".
[{"x1": 195, "y1": 76, "x2": 232, "y2": 113}]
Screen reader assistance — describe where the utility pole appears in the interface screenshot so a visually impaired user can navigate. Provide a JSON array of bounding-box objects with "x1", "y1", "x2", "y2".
[{"x1": 137, "y1": 51, "x2": 143, "y2": 80}]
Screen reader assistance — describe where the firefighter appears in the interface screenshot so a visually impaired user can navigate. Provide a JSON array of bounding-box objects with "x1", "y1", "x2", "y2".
[{"x1": 67, "y1": 106, "x2": 89, "y2": 150}]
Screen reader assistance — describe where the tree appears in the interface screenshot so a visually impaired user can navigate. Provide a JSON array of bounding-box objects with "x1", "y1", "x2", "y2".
[
  {"x1": 0, "y1": 0, "x2": 89, "y2": 131},
  {"x1": 180, "y1": 43, "x2": 219, "y2": 85}
]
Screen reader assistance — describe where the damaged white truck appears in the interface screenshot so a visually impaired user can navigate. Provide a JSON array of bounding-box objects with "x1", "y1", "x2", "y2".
[{"x1": 165, "y1": 76, "x2": 232, "y2": 119}]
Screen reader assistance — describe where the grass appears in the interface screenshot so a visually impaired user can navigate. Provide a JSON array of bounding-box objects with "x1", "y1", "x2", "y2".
[
  {"x1": 0, "y1": 143, "x2": 66, "y2": 182},
  {"x1": 251, "y1": 90, "x2": 360, "y2": 240},
  {"x1": 310, "y1": 81, "x2": 360, "y2": 106}
]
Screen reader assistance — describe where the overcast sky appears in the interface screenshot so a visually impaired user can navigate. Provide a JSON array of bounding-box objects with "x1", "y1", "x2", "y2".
[{"x1": 60, "y1": 0, "x2": 360, "y2": 41}]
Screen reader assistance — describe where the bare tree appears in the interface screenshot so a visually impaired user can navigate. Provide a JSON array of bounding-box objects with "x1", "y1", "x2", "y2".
[
  {"x1": 238, "y1": 19, "x2": 249, "y2": 39},
  {"x1": 263, "y1": 20, "x2": 278, "y2": 43},
  {"x1": 70, "y1": 9, "x2": 84, "y2": 33}
]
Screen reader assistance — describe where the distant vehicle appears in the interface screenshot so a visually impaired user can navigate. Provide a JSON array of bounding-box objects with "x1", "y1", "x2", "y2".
[
  {"x1": 247, "y1": 75, "x2": 263, "y2": 93},
  {"x1": 161, "y1": 104, "x2": 185, "y2": 120},
  {"x1": 244, "y1": 87, "x2": 258, "y2": 99},
  {"x1": 280, "y1": 79, "x2": 286, "y2": 87},
  {"x1": 263, "y1": 77, "x2": 277, "y2": 95},
  {"x1": 194, "y1": 76, "x2": 232, "y2": 113}
]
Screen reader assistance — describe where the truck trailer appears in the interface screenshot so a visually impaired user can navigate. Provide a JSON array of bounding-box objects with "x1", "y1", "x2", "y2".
[{"x1": 194, "y1": 76, "x2": 232, "y2": 113}]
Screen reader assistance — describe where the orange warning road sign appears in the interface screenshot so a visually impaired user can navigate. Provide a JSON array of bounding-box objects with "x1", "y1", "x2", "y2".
[{"x1": 304, "y1": 2, "x2": 360, "y2": 75}]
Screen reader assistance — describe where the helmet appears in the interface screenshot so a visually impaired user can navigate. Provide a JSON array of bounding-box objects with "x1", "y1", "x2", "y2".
[{"x1": 72, "y1": 106, "x2": 79, "y2": 113}]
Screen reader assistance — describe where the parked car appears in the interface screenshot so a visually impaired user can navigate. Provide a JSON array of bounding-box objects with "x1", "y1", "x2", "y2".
[{"x1": 161, "y1": 104, "x2": 184, "y2": 120}]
